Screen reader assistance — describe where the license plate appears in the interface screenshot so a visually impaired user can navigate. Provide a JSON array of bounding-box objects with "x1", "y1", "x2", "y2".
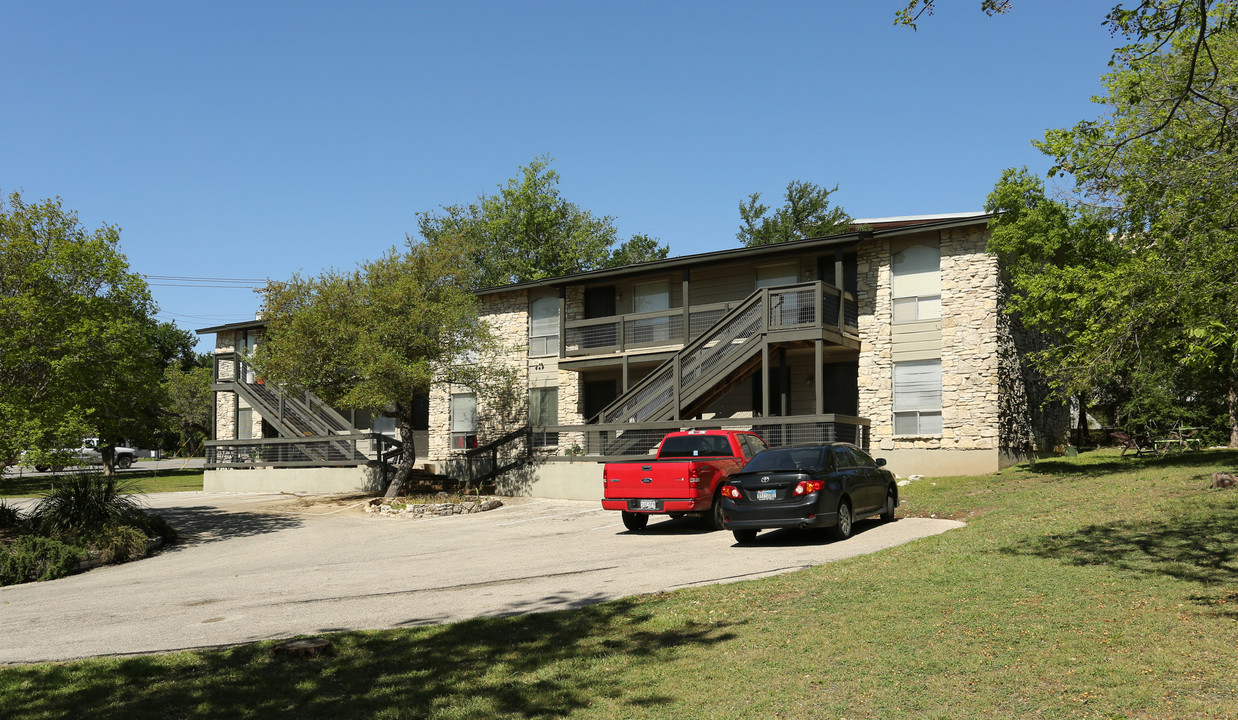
[
  {"x1": 639, "y1": 499, "x2": 658, "y2": 510},
  {"x1": 756, "y1": 489, "x2": 777, "y2": 501}
]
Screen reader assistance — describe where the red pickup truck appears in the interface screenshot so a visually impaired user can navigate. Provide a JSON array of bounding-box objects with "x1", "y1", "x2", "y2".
[{"x1": 601, "y1": 429, "x2": 769, "y2": 531}]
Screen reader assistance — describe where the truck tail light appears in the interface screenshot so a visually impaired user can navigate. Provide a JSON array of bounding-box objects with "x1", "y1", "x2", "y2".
[
  {"x1": 792, "y1": 480, "x2": 824, "y2": 496},
  {"x1": 721, "y1": 485, "x2": 742, "y2": 500},
  {"x1": 688, "y1": 466, "x2": 700, "y2": 484}
]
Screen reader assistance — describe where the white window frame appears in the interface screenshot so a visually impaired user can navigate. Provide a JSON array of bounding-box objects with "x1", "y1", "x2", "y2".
[
  {"x1": 450, "y1": 393, "x2": 477, "y2": 450},
  {"x1": 530, "y1": 387, "x2": 559, "y2": 447},
  {"x1": 893, "y1": 360, "x2": 943, "y2": 436},
  {"x1": 892, "y1": 244, "x2": 941, "y2": 324},
  {"x1": 529, "y1": 295, "x2": 559, "y2": 357}
]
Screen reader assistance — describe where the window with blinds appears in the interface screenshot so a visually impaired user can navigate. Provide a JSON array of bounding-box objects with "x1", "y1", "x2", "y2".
[
  {"x1": 529, "y1": 296, "x2": 559, "y2": 357},
  {"x1": 892, "y1": 244, "x2": 941, "y2": 323},
  {"x1": 893, "y1": 360, "x2": 943, "y2": 435},
  {"x1": 530, "y1": 387, "x2": 559, "y2": 447},
  {"x1": 450, "y1": 393, "x2": 477, "y2": 450}
]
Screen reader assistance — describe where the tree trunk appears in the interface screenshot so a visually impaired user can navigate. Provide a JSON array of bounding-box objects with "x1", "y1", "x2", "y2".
[
  {"x1": 1075, "y1": 393, "x2": 1089, "y2": 447},
  {"x1": 383, "y1": 408, "x2": 418, "y2": 499},
  {"x1": 100, "y1": 445, "x2": 116, "y2": 476},
  {"x1": 1229, "y1": 381, "x2": 1238, "y2": 449}
]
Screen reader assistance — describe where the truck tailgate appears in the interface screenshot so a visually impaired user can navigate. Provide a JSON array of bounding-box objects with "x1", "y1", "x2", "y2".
[{"x1": 604, "y1": 460, "x2": 703, "y2": 500}]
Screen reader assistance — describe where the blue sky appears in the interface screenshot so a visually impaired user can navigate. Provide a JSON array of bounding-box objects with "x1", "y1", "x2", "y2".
[{"x1": 2, "y1": 1, "x2": 1116, "y2": 349}]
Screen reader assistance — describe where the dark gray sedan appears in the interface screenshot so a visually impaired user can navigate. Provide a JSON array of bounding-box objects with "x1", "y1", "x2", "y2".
[{"x1": 719, "y1": 443, "x2": 898, "y2": 544}]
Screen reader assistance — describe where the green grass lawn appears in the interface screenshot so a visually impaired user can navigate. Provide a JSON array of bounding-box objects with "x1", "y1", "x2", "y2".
[
  {"x1": 0, "y1": 468, "x2": 204, "y2": 498},
  {"x1": 2, "y1": 449, "x2": 1237, "y2": 719}
]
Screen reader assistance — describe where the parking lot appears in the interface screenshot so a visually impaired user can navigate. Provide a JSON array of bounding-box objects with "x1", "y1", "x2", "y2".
[{"x1": 0, "y1": 491, "x2": 962, "y2": 664}]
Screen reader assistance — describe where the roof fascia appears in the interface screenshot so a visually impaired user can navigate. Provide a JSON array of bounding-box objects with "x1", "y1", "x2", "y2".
[{"x1": 475, "y1": 213, "x2": 994, "y2": 296}]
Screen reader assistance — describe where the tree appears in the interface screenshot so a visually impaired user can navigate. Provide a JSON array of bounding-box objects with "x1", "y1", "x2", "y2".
[
  {"x1": 254, "y1": 234, "x2": 506, "y2": 494},
  {"x1": 160, "y1": 361, "x2": 212, "y2": 456},
  {"x1": 736, "y1": 180, "x2": 852, "y2": 247},
  {"x1": 0, "y1": 192, "x2": 165, "y2": 472},
  {"x1": 416, "y1": 156, "x2": 667, "y2": 287},
  {"x1": 896, "y1": 2, "x2": 1238, "y2": 152},
  {"x1": 906, "y1": 1, "x2": 1238, "y2": 445}
]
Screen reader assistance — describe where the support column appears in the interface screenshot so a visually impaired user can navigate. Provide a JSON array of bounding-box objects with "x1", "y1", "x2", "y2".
[
  {"x1": 815, "y1": 339, "x2": 824, "y2": 415},
  {"x1": 558, "y1": 287, "x2": 567, "y2": 358},
  {"x1": 835, "y1": 248, "x2": 846, "y2": 329},
  {"x1": 779, "y1": 347, "x2": 789, "y2": 417},
  {"x1": 682, "y1": 268, "x2": 691, "y2": 345},
  {"x1": 761, "y1": 343, "x2": 770, "y2": 418}
]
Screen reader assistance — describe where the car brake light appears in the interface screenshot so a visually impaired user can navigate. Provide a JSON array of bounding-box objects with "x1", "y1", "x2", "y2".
[
  {"x1": 793, "y1": 480, "x2": 824, "y2": 496},
  {"x1": 721, "y1": 485, "x2": 742, "y2": 500},
  {"x1": 688, "y1": 466, "x2": 700, "y2": 484}
]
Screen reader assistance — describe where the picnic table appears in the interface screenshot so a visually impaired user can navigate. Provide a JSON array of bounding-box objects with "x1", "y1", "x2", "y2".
[
  {"x1": 1111, "y1": 423, "x2": 1202, "y2": 457},
  {"x1": 1153, "y1": 424, "x2": 1202, "y2": 455}
]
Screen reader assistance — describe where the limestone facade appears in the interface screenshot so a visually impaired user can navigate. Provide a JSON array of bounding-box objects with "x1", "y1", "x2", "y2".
[
  {"x1": 426, "y1": 289, "x2": 585, "y2": 463},
  {"x1": 857, "y1": 225, "x2": 1066, "y2": 458}
]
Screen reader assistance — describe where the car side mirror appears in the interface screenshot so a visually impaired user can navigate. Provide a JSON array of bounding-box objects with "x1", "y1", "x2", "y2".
[{"x1": 875, "y1": 458, "x2": 887, "y2": 467}]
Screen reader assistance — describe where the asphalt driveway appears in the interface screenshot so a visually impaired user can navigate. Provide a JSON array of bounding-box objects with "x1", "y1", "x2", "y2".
[{"x1": 0, "y1": 492, "x2": 963, "y2": 664}]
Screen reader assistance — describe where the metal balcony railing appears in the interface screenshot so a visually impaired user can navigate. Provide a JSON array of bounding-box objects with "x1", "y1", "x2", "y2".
[
  {"x1": 593, "y1": 282, "x2": 857, "y2": 425},
  {"x1": 205, "y1": 432, "x2": 401, "y2": 469}
]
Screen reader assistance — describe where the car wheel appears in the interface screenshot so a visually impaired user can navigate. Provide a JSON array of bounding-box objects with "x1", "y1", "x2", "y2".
[
  {"x1": 881, "y1": 487, "x2": 896, "y2": 523},
  {"x1": 708, "y1": 492, "x2": 725, "y2": 531},
  {"x1": 732, "y1": 529, "x2": 758, "y2": 544},
  {"x1": 828, "y1": 499, "x2": 853, "y2": 541},
  {"x1": 621, "y1": 511, "x2": 649, "y2": 532},
  {"x1": 116, "y1": 455, "x2": 133, "y2": 470},
  {"x1": 34, "y1": 465, "x2": 49, "y2": 473}
]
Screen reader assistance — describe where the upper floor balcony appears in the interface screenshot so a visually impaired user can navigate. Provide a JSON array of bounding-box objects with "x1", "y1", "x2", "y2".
[{"x1": 561, "y1": 281, "x2": 858, "y2": 359}]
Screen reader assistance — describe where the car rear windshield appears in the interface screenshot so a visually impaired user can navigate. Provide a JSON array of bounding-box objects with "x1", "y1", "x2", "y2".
[
  {"x1": 741, "y1": 447, "x2": 826, "y2": 473},
  {"x1": 658, "y1": 434, "x2": 734, "y2": 457}
]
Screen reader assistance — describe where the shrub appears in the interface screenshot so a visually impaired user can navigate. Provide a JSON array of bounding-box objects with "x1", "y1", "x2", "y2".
[
  {"x1": 90, "y1": 524, "x2": 149, "y2": 564},
  {"x1": 0, "y1": 500, "x2": 23, "y2": 530},
  {"x1": 31, "y1": 472, "x2": 145, "y2": 538},
  {"x1": 125, "y1": 510, "x2": 178, "y2": 544},
  {"x1": 0, "y1": 535, "x2": 86, "y2": 585}
]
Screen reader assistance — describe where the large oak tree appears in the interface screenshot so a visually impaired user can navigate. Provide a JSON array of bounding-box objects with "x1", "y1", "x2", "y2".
[{"x1": 0, "y1": 192, "x2": 165, "y2": 472}]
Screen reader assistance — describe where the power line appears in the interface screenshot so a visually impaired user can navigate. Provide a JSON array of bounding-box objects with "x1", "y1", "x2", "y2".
[{"x1": 141, "y1": 274, "x2": 268, "y2": 288}]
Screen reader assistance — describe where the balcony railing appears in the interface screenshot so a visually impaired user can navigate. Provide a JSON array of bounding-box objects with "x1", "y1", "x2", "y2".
[
  {"x1": 563, "y1": 282, "x2": 857, "y2": 357},
  {"x1": 535, "y1": 414, "x2": 870, "y2": 461},
  {"x1": 205, "y1": 433, "x2": 400, "y2": 469}
]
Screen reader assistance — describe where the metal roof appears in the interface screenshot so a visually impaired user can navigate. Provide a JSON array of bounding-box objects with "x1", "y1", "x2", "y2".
[
  {"x1": 197, "y1": 212, "x2": 995, "y2": 333},
  {"x1": 474, "y1": 212, "x2": 994, "y2": 296}
]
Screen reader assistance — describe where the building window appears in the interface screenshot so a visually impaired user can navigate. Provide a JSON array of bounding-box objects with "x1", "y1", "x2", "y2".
[
  {"x1": 530, "y1": 387, "x2": 559, "y2": 447},
  {"x1": 893, "y1": 360, "x2": 942, "y2": 435},
  {"x1": 892, "y1": 244, "x2": 941, "y2": 322},
  {"x1": 236, "y1": 406, "x2": 253, "y2": 440},
  {"x1": 529, "y1": 296, "x2": 559, "y2": 357},
  {"x1": 631, "y1": 280, "x2": 671, "y2": 344},
  {"x1": 450, "y1": 393, "x2": 477, "y2": 450}
]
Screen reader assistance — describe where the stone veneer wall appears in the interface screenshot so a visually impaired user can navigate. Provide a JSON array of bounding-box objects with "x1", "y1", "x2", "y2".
[
  {"x1": 997, "y1": 286, "x2": 1071, "y2": 454},
  {"x1": 859, "y1": 227, "x2": 1004, "y2": 455},
  {"x1": 426, "y1": 289, "x2": 584, "y2": 464},
  {"x1": 214, "y1": 330, "x2": 237, "y2": 440},
  {"x1": 211, "y1": 329, "x2": 264, "y2": 440}
]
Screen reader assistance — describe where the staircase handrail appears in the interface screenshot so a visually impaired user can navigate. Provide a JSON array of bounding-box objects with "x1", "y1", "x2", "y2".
[{"x1": 593, "y1": 281, "x2": 851, "y2": 425}]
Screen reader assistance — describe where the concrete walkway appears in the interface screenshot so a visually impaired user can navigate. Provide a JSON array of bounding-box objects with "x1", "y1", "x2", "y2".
[{"x1": 0, "y1": 492, "x2": 964, "y2": 664}]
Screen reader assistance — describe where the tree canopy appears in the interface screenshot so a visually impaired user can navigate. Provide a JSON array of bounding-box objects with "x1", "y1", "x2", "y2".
[
  {"x1": 0, "y1": 192, "x2": 166, "y2": 470},
  {"x1": 736, "y1": 180, "x2": 852, "y2": 247},
  {"x1": 254, "y1": 233, "x2": 506, "y2": 491},
  {"x1": 416, "y1": 157, "x2": 668, "y2": 288},
  {"x1": 982, "y1": 2, "x2": 1238, "y2": 444}
]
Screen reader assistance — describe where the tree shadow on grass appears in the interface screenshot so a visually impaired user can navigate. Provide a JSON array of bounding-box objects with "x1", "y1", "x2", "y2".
[
  {"x1": 150, "y1": 506, "x2": 304, "y2": 550},
  {"x1": 1002, "y1": 504, "x2": 1238, "y2": 616},
  {"x1": 1026, "y1": 449, "x2": 1238, "y2": 477},
  {"x1": 0, "y1": 596, "x2": 735, "y2": 719}
]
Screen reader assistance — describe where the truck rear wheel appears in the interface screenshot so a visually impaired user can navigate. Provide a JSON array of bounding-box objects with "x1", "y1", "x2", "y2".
[
  {"x1": 116, "y1": 455, "x2": 133, "y2": 470},
  {"x1": 708, "y1": 493, "x2": 725, "y2": 531},
  {"x1": 621, "y1": 511, "x2": 649, "y2": 532}
]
